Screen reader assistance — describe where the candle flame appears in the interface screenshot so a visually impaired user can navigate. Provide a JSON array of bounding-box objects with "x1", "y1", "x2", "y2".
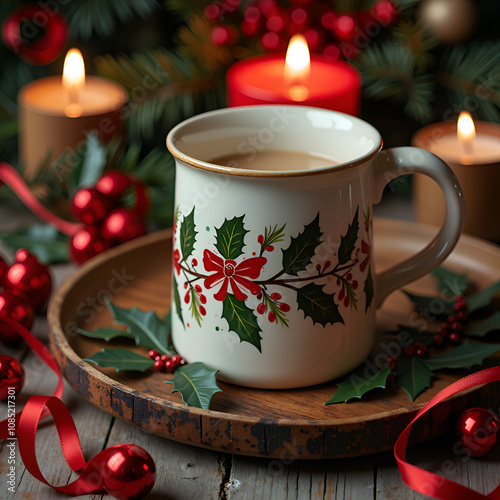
[
  {"x1": 284, "y1": 34, "x2": 310, "y2": 102},
  {"x1": 63, "y1": 48, "x2": 85, "y2": 117},
  {"x1": 457, "y1": 111, "x2": 475, "y2": 164}
]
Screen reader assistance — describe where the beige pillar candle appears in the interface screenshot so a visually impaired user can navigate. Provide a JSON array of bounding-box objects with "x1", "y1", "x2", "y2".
[
  {"x1": 18, "y1": 48, "x2": 127, "y2": 180},
  {"x1": 412, "y1": 113, "x2": 500, "y2": 242}
]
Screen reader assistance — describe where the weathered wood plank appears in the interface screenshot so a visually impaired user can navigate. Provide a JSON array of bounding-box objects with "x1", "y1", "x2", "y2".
[{"x1": 104, "y1": 417, "x2": 226, "y2": 499}]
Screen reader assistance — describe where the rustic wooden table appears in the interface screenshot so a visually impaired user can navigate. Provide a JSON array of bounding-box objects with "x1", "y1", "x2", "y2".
[{"x1": 1, "y1": 202, "x2": 499, "y2": 500}]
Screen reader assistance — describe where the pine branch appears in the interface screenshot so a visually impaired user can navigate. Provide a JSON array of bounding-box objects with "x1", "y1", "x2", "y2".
[
  {"x1": 437, "y1": 42, "x2": 500, "y2": 122},
  {"x1": 64, "y1": 0, "x2": 160, "y2": 39}
]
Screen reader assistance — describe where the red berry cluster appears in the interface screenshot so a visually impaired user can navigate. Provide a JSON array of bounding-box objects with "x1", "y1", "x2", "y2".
[
  {"x1": 205, "y1": 0, "x2": 399, "y2": 58},
  {"x1": 257, "y1": 234, "x2": 274, "y2": 252},
  {"x1": 69, "y1": 171, "x2": 149, "y2": 265},
  {"x1": 148, "y1": 350, "x2": 186, "y2": 373},
  {"x1": 256, "y1": 291, "x2": 289, "y2": 323},
  {"x1": 336, "y1": 273, "x2": 358, "y2": 308},
  {"x1": 0, "y1": 249, "x2": 52, "y2": 345},
  {"x1": 433, "y1": 295, "x2": 468, "y2": 345},
  {"x1": 183, "y1": 283, "x2": 207, "y2": 317}
]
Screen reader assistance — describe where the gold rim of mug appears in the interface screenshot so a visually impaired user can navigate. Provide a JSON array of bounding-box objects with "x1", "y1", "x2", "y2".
[{"x1": 166, "y1": 105, "x2": 383, "y2": 178}]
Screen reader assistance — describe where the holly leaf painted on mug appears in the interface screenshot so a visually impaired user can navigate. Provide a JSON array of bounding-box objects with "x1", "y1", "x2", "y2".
[
  {"x1": 165, "y1": 362, "x2": 221, "y2": 410},
  {"x1": 296, "y1": 283, "x2": 344, "y2": 327},
  {"x1": 215, "y1": 215, "x2": 249, "y2": 260},
  {"x1": 364, "y1": 265, "x2": 374, "y2": 312},
  {"x1": 282, "y1": 213, "x2": 322, "y2": 276},
  {"x1": 324, "y1": 364, "x2": 391, "y2": 404},
  {"x1": 180, "y1": 207, "x2": 197, "y2": 261},
  {"x1": 395, "y1": 355, "x2": 433, "y2": 401},
  {"x1": 463, "y1": 312, "x2": 500, "y2": 338},
  {"x1": 222, "y1": 293, "x2": 262, "y2": 351},
  {"x1": 338, "y1": 207, "x2": 359, "y2": 265},
  {"x1": 424, "y1": 341, "x2": 500, "y2": 371},
  {"x1": 173, "y1": 275, "x2": 185, "y2": 328},
  {"x1": 431, "y1": 266, "x2": 468, "y2": 297},
  {"x1": 84, "y1": 348, "x2": 154, "y2": 372}
]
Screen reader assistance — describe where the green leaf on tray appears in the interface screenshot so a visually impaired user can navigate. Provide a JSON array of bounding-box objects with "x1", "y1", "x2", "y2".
[
  {"x1": 297, "y1": 283, "x2": 344, "y2": 327},
  {"x1": 222, "y1": 293, "x2": 262, "y2": 351},
  {"x1": 0, "y1": 224, "x2": 70, "y2": 264},
  {"x1": 338, "y1": 207, "x2": 359, "y2": 265},
  {"x1": 282, "y1": 213, "x2": 322, "y2": 276},
  {"x1": 324, "y1": 364, "x2": 392, "y2": 404},
  {"x1": 387, "y1": 325, "x2": 435, "y2": 347},
  {"x1": 215, "y1": 215, "x2": 248, "y2": 260},
  {"x1": 431, "y1": 266, "x2": 468, "y2": 297},
  {"x1": 463, "y1": 312, "x2": 500, "y2": 337},
  {"x1": 424, "y1": 341, "x2": 500, "y2": 371},
  {"x1": 103, "y1": 296, "x2": 174, "y2": 355},
  {"x1": 180, "y1": 207, "x2": 197, "y2": 261},
  {"x1": 84, "y1": 348, "x2": 154, "y2": 372},
  {"x1": 165, "y1": 362, "x2": 221, "y2": 409},
  {"x1": 76, "y1": 326, "x2": 130, "y2": 342},
  {"x1": 466, "y1": 281, "x2": 500, "y2": 314},
  {"x1": 395, "y1": 355, "x2": 433, "y2": 401},
  {"x1": 403, "y1": 291, "x2": 455, "y2": 317}
]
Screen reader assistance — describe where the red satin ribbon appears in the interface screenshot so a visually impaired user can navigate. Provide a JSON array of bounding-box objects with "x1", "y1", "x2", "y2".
[
  {"x1": 0, "y1": 162, "x2": 81, "y2": 236},
  {"x1": 395, "y1": 366, "x2": 500, "y2": 500}
]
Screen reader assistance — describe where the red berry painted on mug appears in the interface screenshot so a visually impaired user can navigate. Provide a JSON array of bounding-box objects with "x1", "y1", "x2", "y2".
[
  {"x1": 324, "y1": 260, "x2": 331, "y2": 269},
  {"x1": 266, "y1": 245, "x2": 274, "y2": 252},
  {"x1": 199, "y1": 294, "x2": 207, "y2": 304},
  {"x1": 338, "y1": 288, "x2": 345, "y2": 301},
  {"x1": 257, "y1": 302, "x2": 266, "y2": 314},
  {"x1": 279, "y1": 303, "x2": 290, "y2": 312},
  {"x1": 192, "y1": 258, "x2": 198, "y2": 267},
  {"x1": 195, "y1": 284, "x2": 202, "y2": 293},
  {"x1": 268, "y1": 310, "x2": 276, "y2": 322},
  {"x1": 271, "y1": 292, "x2": 281, "y2": 301},
  {"x1": 199, "y1": 305, "x2": 207, "y2": 316},
  {"x1": 343, "y1": 296, "x2": 350, "y2": 307},
  {"x1": 258, "y1": 234, "x2": 264, "y2": 244},
  {"x1": 184, "y1": 291, "x2": 190, "y2": 304},
  {"x1": 351, "y1": 280, "x2": 358, "y2": 290}
]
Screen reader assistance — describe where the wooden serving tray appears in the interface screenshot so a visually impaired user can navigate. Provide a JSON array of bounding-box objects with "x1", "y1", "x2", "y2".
[{"x1": 48, "y1": 219, "x2": 500, "y2": 459}]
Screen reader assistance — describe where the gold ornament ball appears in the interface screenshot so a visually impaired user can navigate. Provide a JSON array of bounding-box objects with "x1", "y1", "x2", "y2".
[{"x1": 417, "y1": 0, "x2": 476, "y2": 44}]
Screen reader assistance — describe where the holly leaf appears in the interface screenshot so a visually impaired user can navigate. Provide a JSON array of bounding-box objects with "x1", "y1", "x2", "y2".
[
  {"x1": 463, "y1": 312, "x2": 500, "y2": 337},
  {"x1": 395, "y1": 355, "x2": 433, "y2": 401},
  {"x1": 387, "y1": 325, "x2": 435, "y2": 346},
  {"x1": 431, "y1": 266, "x2": 468, "y2": 297},
  {"x1": 222, "y1": 293, "x2": 262, "y2": 351},
  {"x1": 180, "y1": 207, "x2": 197, "y2": 261},
  {"x1": 403, "y1": 291, "x2": 455, "y2": 318},
  {"x1": 215, "y1": 215, "x2": 248, "y2": 260},
  {"x1": 84, "y1": 348, "x2": 154, "y2": 372},
  {"x1": 324, "y1": 364, "x2": 392, "y2": 404},
  {"x1": 424, "y1": 341, "x2": 500, "y2": 371},
  {"x1": 282, "y1": 213, "x2": 322, "y2": 276},
  {"x1": 467, "y1": 281, "x2": 500, "y2": 314},
  {"x1": 165, "y1": 362, "x2": 221, "y2": 409},
  {"x1": 364, "y1": 265, "x2": 374, "y2": 312},
  {"x1": 76, "y1": 326, "x2": 130, "y2": 341},
  {"x1": 104, "y1": 296, "x2": 173, "y2": 355},
  {"x1": 0, "y1": 224, "x2": 70, "y2": 264},
  {"x1": 297, "y1": 283, "x2": 344, "y2": 327},
  {"x1": 173, "y1": 276, "x2": 185, "y2": 328},
  {"x1": 338, "y1": 207, "x2": 359, "y2": 265}
]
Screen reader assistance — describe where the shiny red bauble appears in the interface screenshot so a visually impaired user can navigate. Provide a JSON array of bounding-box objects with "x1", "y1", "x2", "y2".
[
  {"x1": 4, "y1": 250, "x2": 52, "y2": 309},
  {"x1": 101, "y1": 444, "x2": 156, "y2": 500},
  {"x1": 1, "y1": 4, "x2": 68, "y2": 65},
  {"x1": 0, "y1": 290, "x2": 35, "y2": 345},
  {"x1": 69, "y1": 225, "x2": 113, "y2": 265},
  {"x1": 456, "y1": 407, "x2": 500, "y2": 457},
  {"x1": 71, "y1": 187, "x2": 114, "y2": 225},
  {"x1": 102, "y1": 208, "x2": 146, "y2": 244},
  {"x1": 0, "y1": 356, "x2": 25, "y2": 401}
]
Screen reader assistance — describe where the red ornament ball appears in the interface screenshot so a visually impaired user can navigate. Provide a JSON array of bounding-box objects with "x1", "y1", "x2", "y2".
[
  {"x1": 101, "y1": 444, "x2": 156, "y2": 500},
  {"x1": 1, "y1": 4, "x2": 68, "y2": 65},
  {"x1": 70, "y1": 225, "x2": 113, "y2": 265},
  {"x1": 4, "y1": 250, "x2": 52, "y2": 309},
  {"x1": 0, "y1": 356, "x2": 25, "y2": 401},
  {"x1": 102, "y1": 208, "x2": 146, "y2": 244},
  {"x1": 456, "y1": 407, "x2": 499, "y2": 457},
  {"x1": 0, "y1": 290, "x2": 35, "y2": 345},
  {"x1": 71, "y1": 187, "x2": 113, "y2": 225}
]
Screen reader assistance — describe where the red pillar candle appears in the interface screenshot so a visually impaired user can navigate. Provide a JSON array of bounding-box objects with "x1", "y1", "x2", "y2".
[{"x1": 226, "y1": 35, "x2": 361, "y2": 115}]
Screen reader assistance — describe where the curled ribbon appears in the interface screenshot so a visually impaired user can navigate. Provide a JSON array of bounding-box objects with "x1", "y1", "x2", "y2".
[
  {"x1": 0, "y1": 162, "x2": 81, "y2": 236},
  {"x1": 395, "y1": 366, "x2": 500, "y2": 500}
]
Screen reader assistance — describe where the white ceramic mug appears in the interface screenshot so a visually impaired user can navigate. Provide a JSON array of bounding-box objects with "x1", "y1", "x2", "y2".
[{"x1": 166, "y1": 105, "x2": 464, "y2": 389}]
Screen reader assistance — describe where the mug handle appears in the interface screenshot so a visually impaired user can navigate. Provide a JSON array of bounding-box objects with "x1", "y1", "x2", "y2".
[{"x1": 372, "y1": 147, "x2": 464, "y2": 307}]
